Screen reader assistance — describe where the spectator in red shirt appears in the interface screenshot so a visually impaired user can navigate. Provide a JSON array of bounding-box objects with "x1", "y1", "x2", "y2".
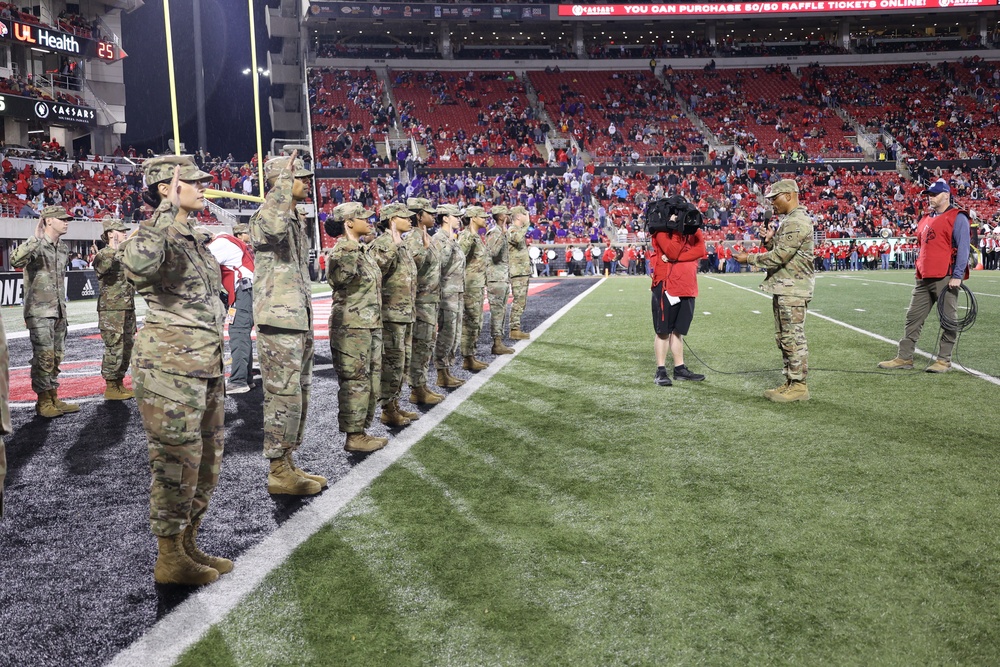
[{"x1": 650, "y1": 224, "x2": 707, "y2": 386}]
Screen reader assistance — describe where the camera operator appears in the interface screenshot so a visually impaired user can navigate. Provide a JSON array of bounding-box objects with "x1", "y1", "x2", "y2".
[{"x1": 650, "y1": 205, "x2": 707, "y2": 387}]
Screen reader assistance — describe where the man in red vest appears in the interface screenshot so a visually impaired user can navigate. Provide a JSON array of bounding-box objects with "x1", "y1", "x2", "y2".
[
  {"x1": 879, "y1": 179, "x2": 970, "y2": 373},
  {"x1": 207, "y1": 224, "x2": 256, "y2": 392}
]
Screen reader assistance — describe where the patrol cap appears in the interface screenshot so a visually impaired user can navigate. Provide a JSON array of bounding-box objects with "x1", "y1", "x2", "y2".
[
  {"x1": 463, "y1": 205, "x2": 489, "y2": 219},
  {"x1": 380, "y1": 202, "x2": 416, "y2": 221},
  {"x1": 406, "y1": 197, "x2": 437, "y2": 214},
  {"x1": 332, "y1": 202, "x2": 375, "y2": 222},
  {"x1": 40, "y1": 205, "x2": 72, "y2": 220},
  {"x1": 232, "y1": 223, "x2": 249, "y2": 236},
  {"x1": 923, "y1": 179, "x2": 951, "y2": 195},
  {"x1": 491, "y1": 205, "x2": 510, "y2": 216},
  {"x1": 264, "y1": 156, "x2": 314, "y2": 182},
  {"x1": 509, "y1": 205, "x2": 529, "y2": 216},
  {"x1": 436, "y1": 204, "x2": 462, "y2": 217},
  {"x1": 101, "y1": 216, "x2": 127, "y2": 233},
  {"x1": 764, "y1": 179, "x2": 800, "y2": 198},
  {"x1": 143, "y1": 155, "x2": 213, "y2": 185}
]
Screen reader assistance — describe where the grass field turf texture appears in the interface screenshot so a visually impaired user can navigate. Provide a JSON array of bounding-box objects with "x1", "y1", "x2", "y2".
[{"x1": 175, "y1": 272, "x2": 1000, "y2": 666}]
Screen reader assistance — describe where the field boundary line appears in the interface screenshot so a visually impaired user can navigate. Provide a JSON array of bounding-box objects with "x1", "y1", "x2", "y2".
[
  {"x1": 105, "y1": 278, "x2": 606, "y2": 667},
  {"x1": 833, "y1": 274, "x2": 1000, "y2": 298},
  {"x1": 709, "y1": 277, "x2": 1000, "y2": 387}
]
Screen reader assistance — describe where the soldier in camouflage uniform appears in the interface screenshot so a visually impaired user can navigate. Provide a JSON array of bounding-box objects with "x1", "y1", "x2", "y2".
[
  {"x1": 121, "y1": 155, "x2": 232, "y2": 586},
  {"x1": 459, "y1": 205, "x2": 490, "y2": 371},
  {"x1": 326, "y1": 202, "x2": 388, "y2": 453},
  {"x1": 507, "y1": 206, "x2": 532, "y2": 339},
  {"x1": 485, "y1": 205, "x2": 515, "y2": 355},
  {"x1": 0, "y1": 316, "x2": 9, "y2": 518},
  {"x1": 370, "y1": 203, "x2": 421, "y2": 427},
  {"x1": 734, "y1": 179, "x2": 814, "y2": 403},
  {"x1": 250, "y1": 153, "x2": 326, "y2": 495},
  {"x1": 93, "y1": 217, "x2": 136, "y2": 401},
  {"x1": 11, "y1": 205, "x2": 78, "y2": 418},
  {"x1": 433, "y1": 204, "x2": 467, "y2": 388},
  {"x1": 405, "y1": 197, "x2": 445, "y2": 405}
]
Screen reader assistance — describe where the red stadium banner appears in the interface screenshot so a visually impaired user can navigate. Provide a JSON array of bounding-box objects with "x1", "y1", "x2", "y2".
[{"x1": 556, "y1": 0, "x2": 997, "y2": 18}]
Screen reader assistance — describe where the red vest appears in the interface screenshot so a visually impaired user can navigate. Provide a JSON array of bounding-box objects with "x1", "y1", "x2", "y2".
[
  {"x1": 915, "y1": 208, "x2": 965, "y2": 280},
  {"x1": 216, "y1": 234, "x2": 255, "y2": 306}
]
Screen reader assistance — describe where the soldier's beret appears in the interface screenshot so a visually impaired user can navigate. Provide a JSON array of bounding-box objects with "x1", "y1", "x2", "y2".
[
  {"x1": 463, "y1": 205, "x2": 489, "y2": 219},
  {"x1": 764, "y1": 179, "x2": 800, "y2": 198},
  {"x1": 332, "y1": 202, "x2": 375, "y2": 222},
  {"x1": 264, "y1": 156, "x2": 313, "y2": 182},
  {"x1": 406, "y1": 197, "x2": 437, "y2": 214},
  {"x1": 40, "y1": 205, "x2": 72, "y2": 220},
  {"x1": 101, "y1": 217, "x2": 127, "y2": 233},
  {"x1": 380, "y1": 203, "x2": 416, "y2": 221},
  {"x1": 143, "y1": 155, "x2": 213, "y2": 185}
]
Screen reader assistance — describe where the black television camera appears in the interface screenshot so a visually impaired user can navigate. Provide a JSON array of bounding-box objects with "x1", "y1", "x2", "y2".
[{"x1": 645, "y1": 195, "x2": 703, "y2": 236}]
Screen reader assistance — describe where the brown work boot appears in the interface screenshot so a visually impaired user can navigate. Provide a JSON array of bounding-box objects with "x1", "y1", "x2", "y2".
[
  {"x1": 393, "y1": 399, "x2": 420, "y2": 421},
  {"x1": 35, "y1": 391, "x2": 62, "y2": 419},
  {"x1": 154, "y1": 534, "x2": 219, "y2": 586},
  {"x1": 763, "y1": 380, "x2": 790, "y2": 400},
  {"x1": 877, "y1": 356, "x2": 914, "y2": 370},
  {"x1": 492, "y1": 337, "x2": 515, "y2": 355},
  {"x1": 50, "y1": 389, "x2": 80, "y2": 414},
  {"x1": 267, "y1": 457, "x2": 322, "y2": 496},
  {"x1": 768, "y1": 381, "x2": 810, "y2": 403},
  {"x1": 925, "y1": 359, "x2": 952, "y2": 373},
  {"x1": 344, "y1": 432, "x2": 389, "y2": 453},
  {"x1": 463, "y1": 356, "x2": 488, "y2": 372},
  {"x1": 380, "y1": 404, "x2": 411, "y2": 427},
  {"x1": 510, "y1": 329, "x2": 531, "y2": 340},
  {"x1": 437, "y1": 369, "x2": 465, "y2": 388},
  {"x1": 410, "y1": 385, "x2": 445, "y2": 405},
  {"x1": 104, "y1": 380, "x2": 134, "y2": 401},
  {"x1": 182, "y1": 520, "x2": 233, "y2": 575},
  {"x1": 285, "y1": 451, "x2": 328, "y2": 488}
]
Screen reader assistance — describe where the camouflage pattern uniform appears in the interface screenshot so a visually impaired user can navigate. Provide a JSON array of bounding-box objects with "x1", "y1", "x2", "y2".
[
  {"x1": 10, "y1": 206, "x2": 72, "y2": 394},
  {"x1": 405, "y1": 198, "x2": 441, "y2": 390},
  {"x1": 507, "y1": 206, "x2": 532, "y2": 333},
  {"x1": 120, "y1": 156, "x2": 225, "y2": 537},
  {"x1": 250, "y1": 157, "x2": 315, "y2": 460},
  {"x1": 459, "y1": 207, "x2": 489, "y2": 356},
  {"x1": 434, "y1": 204, "x2": 466, "y2": 371},
  {"x1": 93, "y1": 218, "x2": 136, "y2": 382},
  {"x1": 485, "y1": 205, "x2": 511, "y2": 338},
  {"x1": 0, "y1": 317, "x2": 9, "y2": 517},
  {"x1": 747, "y1": 203, "x2": 815, "y2": 382},
  {"x1": 328, "y1": 203, "x2": 383, "y2": 433},
  {"x1": 370, "y1": 203, "x2": 417, "y2": 408}
]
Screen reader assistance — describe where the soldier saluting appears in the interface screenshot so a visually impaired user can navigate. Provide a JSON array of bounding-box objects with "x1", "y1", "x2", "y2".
[
  {"x1": 11, "y1": 205, "x2": 79, "y2": 418},
  {"x1": 93, "y1": 216, "x2": 136, "y2": 401}
]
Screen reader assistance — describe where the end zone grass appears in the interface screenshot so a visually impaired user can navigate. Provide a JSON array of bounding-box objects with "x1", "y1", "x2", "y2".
[{"x1": 176, "y1": 272, "x2": 1000, "y2": 666}]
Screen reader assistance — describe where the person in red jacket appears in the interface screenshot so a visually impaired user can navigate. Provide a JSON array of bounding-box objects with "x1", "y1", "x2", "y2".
[{"x1": 650, "y1": 223, "x2": 708, "y2": 386}]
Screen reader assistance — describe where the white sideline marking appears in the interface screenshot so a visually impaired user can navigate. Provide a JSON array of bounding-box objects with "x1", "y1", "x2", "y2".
[
  {"x1": 106, "y1": 279, "x2": 607, "y2": 667},
  {"x1": 709, "y1": 277, "x2": 1000, "y2": 387},
  {"x1": 836, "y1": 274, "x2": 1000, "y2": 298}
]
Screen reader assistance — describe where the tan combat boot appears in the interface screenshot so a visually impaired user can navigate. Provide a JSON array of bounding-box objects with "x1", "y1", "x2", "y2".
[
  {"x1": 50, "y1": 389, "x2": 80, "y2": 414},
  {"x1": 763, "y1": 380, "x2": 790, "y2": 400},
  {"x1": 285, "y1": 451, "x2": 328, "y2": 488},
  {"x1": 154, "y1": 533, "x2": 220, "y2": 586},
  {"x1": 925, "y1": 359, "x2": 952, "y2": 373},
  {"x1": 104, "y1": 380, "x2": 134, "y2": 401},
  {"x1": 437, "y1": 369, "x2": 465, "y2": 388},
  {"x1": 492, "y1": 337, "x2": 515, "y2": 355},
  {"x1": 380, "y1": 403, "x2": 411, "y2": 427},
  {"x1": 35, "y1": 391, "x2": 62, "y2": 419},
  {"x1": 877, "y1": 357, "x2": 914, "y2": 370},
  {"x1": 344, "y1": 432, "x2": 389, "y2": 453},
  {"x1": 393, "y1": 399, "x2": 420, "y2": 421},
  {"x1": 463, "y1": 356, "x2": 488, "y2": 372},
  {"x1": 510, "y1": 329, "x2": 531, "y2": 340},
  {"x1": 182, "y1": 520, "x2": 234, "y2": 575},
  {"x1": 768, "y1": 381, "x2": 810, "y2": 403},
  {"x1": 410, "y1": 385, "x2": 444, "y2": 405},
  {"x1": 267, "y1": 457, "x2": 322, "y2": 496}
]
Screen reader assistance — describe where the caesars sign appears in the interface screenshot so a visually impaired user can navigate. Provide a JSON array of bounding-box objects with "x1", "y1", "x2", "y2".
[{"x1": 0, "y1": 94, "x2": 96, "y2": 126}]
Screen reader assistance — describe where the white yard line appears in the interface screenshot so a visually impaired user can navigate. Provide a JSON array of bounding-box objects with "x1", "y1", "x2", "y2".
[
  {"x1": 835, "y1": 274, "x2": 1000, "y2": 298},
  {"x1": 709, "y1": 277, "x2": 1000, "y2": 387},
  {"x1": 106, "y1": 279, "x2": 607, "y2": 667}
]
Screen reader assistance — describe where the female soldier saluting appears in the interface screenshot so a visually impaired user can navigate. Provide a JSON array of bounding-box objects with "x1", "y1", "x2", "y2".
[{"x1": 121, "y1": 156, "x2": 231, "y2": 586}]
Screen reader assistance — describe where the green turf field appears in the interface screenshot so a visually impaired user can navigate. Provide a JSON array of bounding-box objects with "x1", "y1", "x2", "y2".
[{"x1": 176, "y1": 272, "x2": 1000, "y2": 666}]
